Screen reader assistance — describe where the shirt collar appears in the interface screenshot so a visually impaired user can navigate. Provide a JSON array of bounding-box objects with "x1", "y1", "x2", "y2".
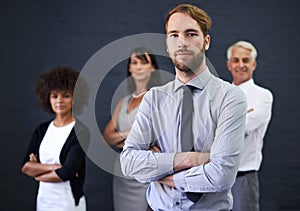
[
  {"x1": 174, "y1": 67, "x2": 212, "y2": 92},
  {"x1": 234, "y1": 79, "x2": 254, "y2": 93}
]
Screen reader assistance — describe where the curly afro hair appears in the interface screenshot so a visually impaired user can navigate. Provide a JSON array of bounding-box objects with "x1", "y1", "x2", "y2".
[{"x1": 36, "y1": 66, "x2": 79, "y2": 114}]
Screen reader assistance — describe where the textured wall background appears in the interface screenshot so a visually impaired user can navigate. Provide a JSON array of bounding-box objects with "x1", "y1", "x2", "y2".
[{"x1": 1, "y1": 0, "x2": 299, "y2": 210}]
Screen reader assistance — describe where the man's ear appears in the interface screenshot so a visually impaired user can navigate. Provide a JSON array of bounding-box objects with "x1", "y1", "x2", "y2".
[
  {"x1": 204, "y1": 35, "x2": 210, "y2": 50},
  {"x1": 253, "y1": 60, "x2": 257, "y2": 71}
]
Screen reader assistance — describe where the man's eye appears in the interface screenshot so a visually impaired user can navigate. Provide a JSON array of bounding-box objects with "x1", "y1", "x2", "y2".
[
  {"x1": 187, "y1": 33, "x2": 197, "y2": 37},
  {"x1": 243, "y1": 58, "x2": 250, "y2": 63},
  {"x1": 169, "y1": 34, "x2": 178, "y2": 38}
]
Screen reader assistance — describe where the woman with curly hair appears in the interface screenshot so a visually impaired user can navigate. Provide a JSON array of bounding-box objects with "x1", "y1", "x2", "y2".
[{"x1": 21, "y1": 66, "x2": 89, "y2": 211}]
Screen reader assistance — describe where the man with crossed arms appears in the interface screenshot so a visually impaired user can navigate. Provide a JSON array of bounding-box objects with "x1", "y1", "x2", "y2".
[{"x1": 121, "y1": 4, "x2": 247, "y2": 211}]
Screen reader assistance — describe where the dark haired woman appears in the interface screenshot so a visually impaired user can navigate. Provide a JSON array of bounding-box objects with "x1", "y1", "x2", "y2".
[
  {"x1": 21, "y1": 66, "x2": 88, "y2": 211},
  {"x1": 103, "y1": 47, "x2": 162, "y2": 211}
]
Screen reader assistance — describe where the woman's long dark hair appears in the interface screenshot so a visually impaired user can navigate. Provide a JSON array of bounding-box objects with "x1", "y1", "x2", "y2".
[{"x1": 126, "y1": 47, "x2": 162, "y2": 93}]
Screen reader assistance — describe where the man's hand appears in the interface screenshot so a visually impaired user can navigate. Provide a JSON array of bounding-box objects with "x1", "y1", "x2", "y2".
[
  {"x1": 158, "y1": 175, "x2": 175, "y2": 188},
  {"x1": 149, "y1": 144, "x2": 162, "y2": 152}
]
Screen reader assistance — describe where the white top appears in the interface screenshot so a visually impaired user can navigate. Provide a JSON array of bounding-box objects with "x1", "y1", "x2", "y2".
[
  {"x1": 236, "y1": 79, "x2": 273, "y2": 171},
  {"x1": 37, "y1": 121, "x2": 85, "y2": 211},
  {"x1": 39, "y1": 121, "x2": 75, "y2": 165}
]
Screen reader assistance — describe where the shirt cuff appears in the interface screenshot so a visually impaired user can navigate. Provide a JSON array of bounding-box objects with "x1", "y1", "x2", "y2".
[
  {"x1": 157, "y1": 153, "x2": 176, "y2": 176},
  {"x1": 173, "y1": 170, "x2": 188, "y2": 192}
]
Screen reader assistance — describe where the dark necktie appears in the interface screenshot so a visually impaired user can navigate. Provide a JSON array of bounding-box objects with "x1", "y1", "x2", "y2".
[
  {"x1": 180, "y1": 85, "x2": 194, "y2": 151},
  {"x1": 180, "y1": 85, "x2": 203, "y2": 203}
]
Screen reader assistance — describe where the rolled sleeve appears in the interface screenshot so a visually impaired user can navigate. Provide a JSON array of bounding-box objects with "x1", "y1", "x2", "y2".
[
  {"x1": 173, "y1": 170, "x2": 187, "y2": 192},
  {"x1": 120, "y1": 91, "x2": 176, "y2": 182},
  {"x1": 121, "y1": 145, "x2": 175, "y2": 183}
]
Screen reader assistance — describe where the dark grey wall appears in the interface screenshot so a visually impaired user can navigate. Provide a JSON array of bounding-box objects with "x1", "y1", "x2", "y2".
[{"x1": 1, "y1": 0, "x2": 299, "y2": 210}]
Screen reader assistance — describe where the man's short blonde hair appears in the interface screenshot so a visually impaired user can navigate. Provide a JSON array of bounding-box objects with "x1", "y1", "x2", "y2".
[{"x1": 165, "y1": 4, "x2": 212, "y2": 37}]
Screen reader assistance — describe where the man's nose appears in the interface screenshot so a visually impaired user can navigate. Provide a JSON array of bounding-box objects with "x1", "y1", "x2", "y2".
[
  {"x1": 238, "y1": 60, "x2": 245, "y2": 68},
  {"x1": 177, "y1": 36, "x2": 188, "y2": 49}
]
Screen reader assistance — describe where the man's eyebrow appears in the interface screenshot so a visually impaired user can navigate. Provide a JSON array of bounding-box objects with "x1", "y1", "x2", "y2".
[
  {"x1": 167, "y1": 29, "x2": 199, "y2": 34},
  {"x1": 185, "y1": 29, "x2": 199, "y2": 33},
  {"x1": 231, "y1": 56, "x2": 251, "y2": 60},
  {"x1": 167, "y1": 30, "x2": 178, "y2": 34}
]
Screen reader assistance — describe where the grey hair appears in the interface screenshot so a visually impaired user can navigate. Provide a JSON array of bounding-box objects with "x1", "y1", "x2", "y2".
[{"x1": 227, "y1": 41, "x2": 257, "y2": 60}]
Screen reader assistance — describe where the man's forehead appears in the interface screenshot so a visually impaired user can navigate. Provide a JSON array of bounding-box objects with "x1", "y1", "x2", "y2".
[{"x1": 167, "y1": 12, "x2": 200, "y2": 32}]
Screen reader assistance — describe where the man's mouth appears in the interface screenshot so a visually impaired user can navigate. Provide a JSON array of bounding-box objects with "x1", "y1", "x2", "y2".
[
  {"x1": 175, "y1": 50, "x2": 193, "y2": 56},
  {"x1": 175, "y1": 52, "x2": 193, "y2": 60}
]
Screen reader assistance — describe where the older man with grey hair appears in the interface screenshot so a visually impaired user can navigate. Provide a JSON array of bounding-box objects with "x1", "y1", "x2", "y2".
[{"x1": 226, "y1": 41, "x2": 273, "y2": 211}]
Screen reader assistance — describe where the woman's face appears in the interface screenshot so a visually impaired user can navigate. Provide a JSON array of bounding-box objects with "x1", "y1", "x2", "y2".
[
  {"x1": 49, "y1": 90, "x2": 73, "y2": 116},
  {"x1": 129, "y1": 53, "x2": 154, "y2": 83}
]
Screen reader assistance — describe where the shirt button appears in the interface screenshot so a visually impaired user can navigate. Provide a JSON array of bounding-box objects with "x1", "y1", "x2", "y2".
[
  {"x1": 175, "y1": 201, "x2": 180, "y2": 206},
  {"x1": 180, "y1": 187, "x2": 185, "y2": 191}
]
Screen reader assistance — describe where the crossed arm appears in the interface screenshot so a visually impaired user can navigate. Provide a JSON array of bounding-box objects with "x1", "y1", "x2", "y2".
[
  {"x1": 160, "y1": 152, "x2": 210, "y2": 187},
  {"x1": 121, "y1": 86, "x2": 247, "y2": 192},
  {"x1": 21, "y1": 153, "x2": 63, "y2": 182},
  {"x1": 103, "y1": 98, "x2": 130, "y2": 148},
  {"x1": 150, "y1": 145, "x2": 210, "y2": 187}
]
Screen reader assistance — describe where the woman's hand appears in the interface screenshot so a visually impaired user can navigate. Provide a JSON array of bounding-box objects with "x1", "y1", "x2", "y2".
[{"x1": 29, "y1": 153, "x2": 38, "y2": 162}]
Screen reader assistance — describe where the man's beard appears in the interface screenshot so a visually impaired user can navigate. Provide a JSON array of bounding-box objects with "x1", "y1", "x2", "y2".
[{"x1": 173, "y1": 48, "x2": 205, "y2": 75}]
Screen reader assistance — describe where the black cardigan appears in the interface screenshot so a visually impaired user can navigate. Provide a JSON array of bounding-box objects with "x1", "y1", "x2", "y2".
[{"x1": 22, "y1": 119, "x2": 90, "y2": 206}]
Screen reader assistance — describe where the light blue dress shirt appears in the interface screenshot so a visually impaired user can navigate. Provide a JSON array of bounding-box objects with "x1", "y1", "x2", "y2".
[{"x1": 120, "y1": 67, "x2": 247, "y2": 210}]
